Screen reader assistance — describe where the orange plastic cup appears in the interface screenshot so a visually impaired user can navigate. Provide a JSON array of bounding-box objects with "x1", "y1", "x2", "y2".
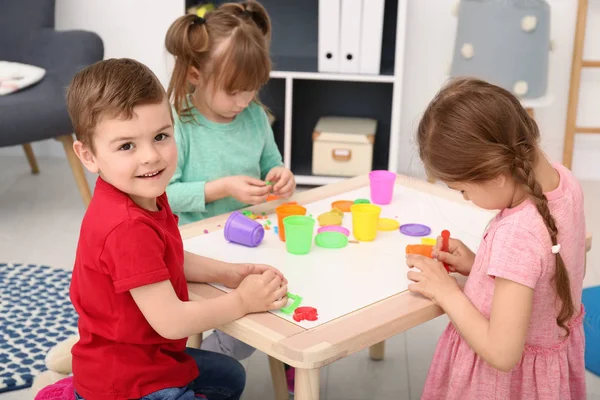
[{"x1": 276, "y1": 204, "x2": 307, "y2": 241}]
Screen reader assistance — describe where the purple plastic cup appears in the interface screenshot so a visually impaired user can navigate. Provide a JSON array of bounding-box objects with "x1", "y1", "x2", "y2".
[
  {"x1": 224, "y1": 212, "x2": 265, "y2": 247},
  {"x1": 369, "y1": 170, "x2": 396, "y2": 205}
]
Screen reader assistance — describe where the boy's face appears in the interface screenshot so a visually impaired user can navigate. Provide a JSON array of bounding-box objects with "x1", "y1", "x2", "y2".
[{"x1": 74, "y1": 100, "x2": 177, "y2": 210}]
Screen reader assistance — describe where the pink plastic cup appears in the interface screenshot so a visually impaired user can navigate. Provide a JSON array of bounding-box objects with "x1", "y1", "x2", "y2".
[{"x1": 369, "y1": 170, "x2": 396, "y2": 205}]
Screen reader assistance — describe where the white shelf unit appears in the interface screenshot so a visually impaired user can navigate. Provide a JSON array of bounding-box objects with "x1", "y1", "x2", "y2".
[{"x1": 258, "y1": 0, "x2": 408, "y2": 186}]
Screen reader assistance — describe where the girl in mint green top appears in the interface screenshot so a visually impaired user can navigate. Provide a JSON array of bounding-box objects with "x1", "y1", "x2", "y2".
[
  {"x1": 165, "y1": 3, "x2": 295, "y2": 226},
  {"x1": 167, "y1": 100, "x2": 287, "y2": 225},
  {"x1": 163, "y1": 2, "x2": 297, "y2": 383}
]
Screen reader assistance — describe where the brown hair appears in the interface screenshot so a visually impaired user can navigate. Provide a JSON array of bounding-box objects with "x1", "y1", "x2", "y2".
[
  {"x1": 66, "y1": 58, "x2": 167, "y2": 151},
  {"x1": 165, "y1": 1, "x2": 271, "y2": 119},
  {"x1": 418, "y1": 77, "x2": 575, "y2": 335}
]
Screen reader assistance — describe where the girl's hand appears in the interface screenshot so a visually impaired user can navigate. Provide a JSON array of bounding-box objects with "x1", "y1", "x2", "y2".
[
  {"x1": 226, "y1": 176, "x2": 271, "y2": 204},
  {"x1": 432, "y1": 237, "x2": 476, "y2": 276},
  {"x1": 265, "y1": 167, "x2": 296, "y2": 198},
  {"x1": 235, "y1": 270, "x2": 288, "y2": 313},
  {"x1": 222, "y1": 263, "x2": 287, "y2": 289},
  {"x1": 406, "y1": 255, "x2": 461, "y2": 305}
]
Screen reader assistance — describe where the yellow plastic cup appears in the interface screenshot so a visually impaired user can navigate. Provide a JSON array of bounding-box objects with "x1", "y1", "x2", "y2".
[{"x1": 351, "y1": 204, "x2": 381, "y2": 241}]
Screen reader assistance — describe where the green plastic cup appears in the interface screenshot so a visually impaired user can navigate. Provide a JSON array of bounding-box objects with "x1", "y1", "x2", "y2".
[{"x1": 283, "y1": 215, "x2": 316, "y2": 255}]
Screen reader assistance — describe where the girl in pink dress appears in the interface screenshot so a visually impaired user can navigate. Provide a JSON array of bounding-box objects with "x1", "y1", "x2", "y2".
[{"x1": 407, "y1": 78, "x2": 587, "y2": 400}]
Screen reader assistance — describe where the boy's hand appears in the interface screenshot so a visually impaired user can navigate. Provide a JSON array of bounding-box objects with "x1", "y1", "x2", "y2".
[
  {"x1": 432, "y1": 237, "x2": 476, "y2": 276},
  {"x1": 235, "y1": 270, "x2": 288, "y2": 314},
  {"x1": 222, "y1": 263, "x2": 287, "y2": 289},
  {"x1": 265, "y1": 167, "x2": 296, "y2": 198},
  {"x1": 226, "y1": 176, "x2": 271, "y2": 205}
]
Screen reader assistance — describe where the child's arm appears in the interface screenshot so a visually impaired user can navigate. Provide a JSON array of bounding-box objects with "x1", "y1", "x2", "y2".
[
  {"x1": 130, "y1": 270, "x2": 287, "y2": 340},
  {"x1": 255, "y1": 106, "x2": 295, "y2": 197},
  {"x1": 131, "y1": 280, "x2": 246, "y2": 339},
  {"x1": 407, "y1": 224, "x2": 542, "y2": 372},
  {"x1": 183, "y1": 251, "x2": 286, "y2": 288},
  {"x1": 166, "y1": 122, "x2": 237, "y2": 210},
  {"x1": 256, "y1": 105, "x2": 284, "y2": 180},
  {"x1": 166, "y1": 123, "x2": 211, "y2": 212},
  {"x1": 438, "y1": 278, "x2": 533, "y2": 372}
]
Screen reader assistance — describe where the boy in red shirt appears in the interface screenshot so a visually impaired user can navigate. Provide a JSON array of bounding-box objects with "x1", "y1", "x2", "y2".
[{"x1": 66, "y1": 58, "x2": 288, "y2": 400}]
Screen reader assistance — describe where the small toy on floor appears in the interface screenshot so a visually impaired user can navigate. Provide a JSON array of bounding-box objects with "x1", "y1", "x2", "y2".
[
  {"x1": 34, "y1": 376, "x2": 75, "y2": 400},
  {"x1": 285, "y1": 365, "x2": 295, "y2": 395}
]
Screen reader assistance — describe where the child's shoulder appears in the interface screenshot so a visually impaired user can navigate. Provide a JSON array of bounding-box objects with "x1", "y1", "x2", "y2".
[
  {"x1": 553, "y1": 162, "x2": 584, "y2": 203},
  {"x1": 81, "y1": 180, "x2": 162, "y2": 242},
  {"x1": 242, "y1": 101, "x2": 268, "y2": 121},
  {"x1": 491, "y1": 203, "x2": 551, "y2": 250}
]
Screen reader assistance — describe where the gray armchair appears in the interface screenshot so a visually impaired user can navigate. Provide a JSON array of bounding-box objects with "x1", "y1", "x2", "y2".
[{"x1": 0, "y1": 0, "x2": 104, "y2": 206}]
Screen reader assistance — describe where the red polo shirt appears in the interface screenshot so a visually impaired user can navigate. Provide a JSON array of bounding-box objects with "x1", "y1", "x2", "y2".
[{"x1": 70, "y1": 177, "x2": 198, "y2": 399}]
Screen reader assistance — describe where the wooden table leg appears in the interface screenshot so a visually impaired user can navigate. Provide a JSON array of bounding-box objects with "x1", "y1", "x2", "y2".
[
  {"x1": 295, "y1": 368, "x2": 320, "y2": 400},
  {"x1": 369, "y1": 341, "x2": 385, "y2": 360},
  {"x1": 268, "y1": 356, "x2": 289, "y2": 400}
]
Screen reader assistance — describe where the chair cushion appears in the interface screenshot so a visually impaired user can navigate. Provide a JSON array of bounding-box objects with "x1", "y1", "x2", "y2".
[
  {"x1": 0, "y1": 61, "x2": 47, "y2": 96},
  {"x1": 0, "y1": 71, "x2": 73, "y2": 147}
]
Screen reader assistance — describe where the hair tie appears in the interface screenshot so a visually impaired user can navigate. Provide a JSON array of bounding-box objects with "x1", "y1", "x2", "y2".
[
  {"x1": 551, "y1": 244, "x2": 561, "y2": 254},
  {"x1": 195, "y1": 4, "x2": 214, "y2": 18},
  {"x1": 192, "y1": 15, "x2": 205, "y2": 26}
]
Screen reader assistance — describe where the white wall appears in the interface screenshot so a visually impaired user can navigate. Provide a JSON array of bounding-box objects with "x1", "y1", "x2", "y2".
[
  {"x1": 399, "y1": 0, "x2": 600, "y2": 181},
  {"x1": 3, "y1": 0, "x2": 600, "y2": 180}
]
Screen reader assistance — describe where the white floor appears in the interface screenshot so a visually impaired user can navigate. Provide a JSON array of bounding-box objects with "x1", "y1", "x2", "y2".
[{"x1": 1, "y1": 155, "x2": 599, "y2": 400}]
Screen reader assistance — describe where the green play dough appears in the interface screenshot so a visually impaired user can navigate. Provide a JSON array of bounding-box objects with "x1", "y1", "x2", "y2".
[
  {"x1": 315, "y1": 232, "x2": 348, "y2": 249},
  {"x1": 353, "y1": 198, "x2": 371, "y2": 204}
]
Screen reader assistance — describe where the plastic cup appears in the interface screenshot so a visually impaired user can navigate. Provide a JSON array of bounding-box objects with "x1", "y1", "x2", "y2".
[
  {"x1": 369, "y1": 170, "x2": 397, "y2": 205},
  {"x1": 351, "y1": 204, "x2": 382, "y2": 241},
  {"x1": 223, "y1": 211, "x2": 265, "y2": 247},
  {"x1": 276, "y1": 204, "x2": 307, "y2": 241},
  {"x1": 283, "y1": 215, "x2": 315, "y2": 255}
]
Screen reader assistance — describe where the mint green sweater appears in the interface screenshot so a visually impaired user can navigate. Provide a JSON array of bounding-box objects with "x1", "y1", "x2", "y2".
[{"x1": 166, "y1": 102, "x2": 283, "y2": 225}]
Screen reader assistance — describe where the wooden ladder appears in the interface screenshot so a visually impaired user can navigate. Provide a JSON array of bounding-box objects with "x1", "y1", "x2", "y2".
[{"x1": 563, "y1": 0, "x2": 600, "y2": 169}]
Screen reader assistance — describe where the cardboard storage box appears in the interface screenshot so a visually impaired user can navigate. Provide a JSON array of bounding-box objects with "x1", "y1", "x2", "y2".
[{"x1": 312, "y1": 117, "x2": 377, "y2": 177}]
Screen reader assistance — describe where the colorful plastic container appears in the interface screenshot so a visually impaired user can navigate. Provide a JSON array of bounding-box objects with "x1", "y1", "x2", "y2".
[
  {"x1": 317, "y1": 225, "x2": 350, "y2": 236},
  {"x1": 223, "y1": 211, "x2": 265, "y2": 247},
  {"x1": 283, "y1": 215, "x2": 315, "y2": 255},
  {"x1": 276, "y1": 204, "x2": 307, "y2": 241},
  {"x1": 315, "y1": 231, "x2": 348, "y2": 249},
  {"x1": 369, "y1": 170, "x2": 396, "y2": 205},
  {"x1": 350, "y1": 204, "x2": 381, "y2": 242}
]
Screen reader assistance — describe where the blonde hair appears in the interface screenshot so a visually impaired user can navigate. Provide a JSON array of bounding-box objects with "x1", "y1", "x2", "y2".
[
  {"x1": 165, "y1": 1, "x2": 271, "y2": 120},
  {"x1": 418, "y1": 77, "x2": 575, "y2": 335},
  {"x1": 66, "y1": 58, "x2": 167, "y2": 151}
]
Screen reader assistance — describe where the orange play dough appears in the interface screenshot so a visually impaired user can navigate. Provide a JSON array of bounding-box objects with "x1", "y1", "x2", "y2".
[
  {"x1": 405, "y1": 244, "x2": 434, "y2": 258},
  {"x1": 331, "y1": 200, "x2": 353, "y2": 212}
]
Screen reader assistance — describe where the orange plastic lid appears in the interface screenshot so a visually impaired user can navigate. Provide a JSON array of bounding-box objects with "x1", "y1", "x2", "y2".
[{"x1": 331, "y1": 200, "x2": 353, "y2": 212}]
